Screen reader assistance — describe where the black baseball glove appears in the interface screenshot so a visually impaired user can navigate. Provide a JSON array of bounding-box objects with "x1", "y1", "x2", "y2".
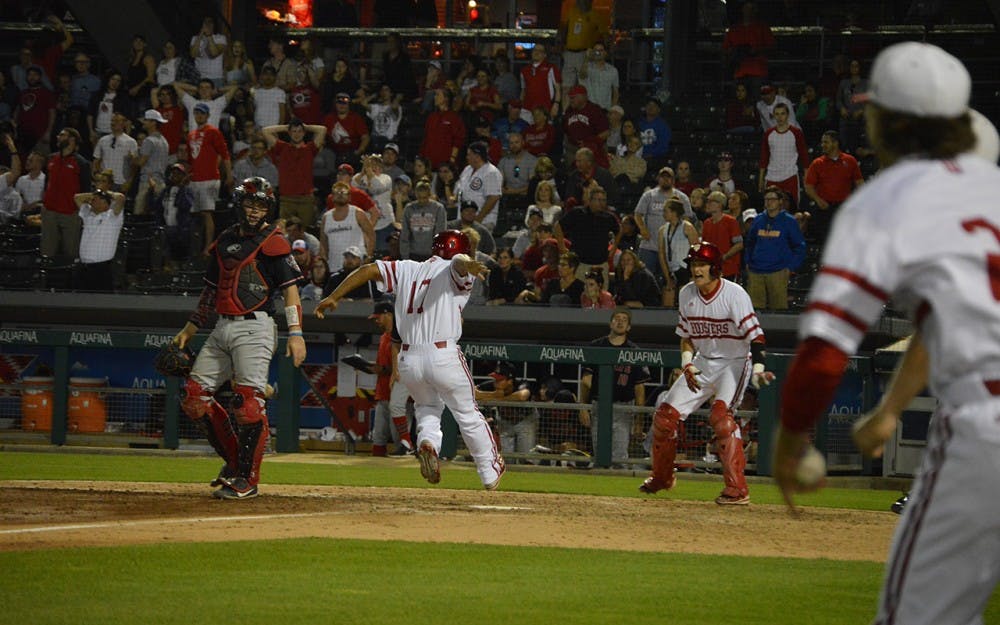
[{"x1": 153, "y1": 341, "x2": 195, "y2": 378}]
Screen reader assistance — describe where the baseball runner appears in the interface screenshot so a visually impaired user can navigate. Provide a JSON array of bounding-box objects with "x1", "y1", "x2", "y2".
[
  {"x1": 774, "y1": 42, "x2": 1000, "y2": 625},
  {"x1": 173, "y1": 176, "x2": 307, "y2": 499},
  {"x1": 639, "y1": 242, "x2": 774, "y2": 505},
  {"x1": 316, "y1": 230, "x2": 505, "y2": 489}
]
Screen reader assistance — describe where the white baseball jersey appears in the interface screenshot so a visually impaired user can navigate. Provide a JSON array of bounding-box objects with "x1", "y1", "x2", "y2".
[
  {"x1": 677, "y1": 279, "x2": 763, "y2": 360},
  {"x1": 375, "y1": 257, "x2": 475, "y2": 346},
  {"x1": 800, "y1": 153, "x2": 1000, "y2": 397}
]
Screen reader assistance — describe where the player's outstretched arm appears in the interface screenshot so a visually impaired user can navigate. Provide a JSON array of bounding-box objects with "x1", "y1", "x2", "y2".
[
  {"x1": 315, "y1": 263, "x2": 382, "y2": 318},
  {"x1": 451, "y1": 254, "x2": 490, "y2": 280},
  {"x1": 852, "y1": 333, "x2": 928, "y2": 458}
]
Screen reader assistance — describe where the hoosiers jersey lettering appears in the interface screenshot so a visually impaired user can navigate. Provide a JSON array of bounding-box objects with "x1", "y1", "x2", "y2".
[
  {"x1": 677, "y1": 279, "x2": 763, "y2": 359},
  {"x1": 375, "y1": 257, "x2": 475, "y2": 346},
  {"x1": 800, "y1": 153, "x2": 1000, "y2": 396}
]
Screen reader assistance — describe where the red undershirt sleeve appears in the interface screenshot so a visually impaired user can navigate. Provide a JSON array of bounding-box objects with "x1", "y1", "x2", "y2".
[{"x1": 780, "y1": 336, "x2": 850, "y2": 434}]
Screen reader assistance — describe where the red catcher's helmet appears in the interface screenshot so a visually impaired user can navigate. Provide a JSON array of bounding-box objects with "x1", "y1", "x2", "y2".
[
  {"x1": 685, "y1": 241, "x2": 724, "y2": 276},
  {"x1": 431, "y1": 229, "x2": 471, "y2": 260}
]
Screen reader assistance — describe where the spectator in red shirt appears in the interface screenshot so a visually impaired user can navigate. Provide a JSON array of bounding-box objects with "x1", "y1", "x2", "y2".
[
  {"x1": 323, "y1": 91, "x2": 370, "y2": 169},
  {"x1": 562, "y1": 84, "x2": 610, "y2": 168},
  {"x1": 700, "y1": 190, "x2": 743, "y2": 281},
  {"x1": 151, "y1": 85, "x2": 184, "y2": 158},
  {"x1": 419, "y1": 89, "x2": 466, "y2": 169},
  {"x1": 803, "y1": 129, "x2": 864, "y2": 240},
  {"x1": 470, "y1": 115, "x2": 502, "y2": 164},
  {"x1": 722, "y1": 1, "x2": 775, "y2": 96},
  {"x1": 523, "y1": 106, "x2": 556, "y2": 157},
  {"x1": 464, "y1": 68, "x2": 502, "y2": 124},
  {"x1": 520, "y1": 44, "x2": 561, "y2": 122},
  {"x1": 14, "y1": 66, "x2": 56, "y2": 157},
  {"x1": 674, "y1": 161, "x2": 699, "y2": 196},
  {"x1": 288, "y1": 65, "x2": 323, "y2": 125},
  {"x1": 41, "y1": 127, "x2": 91, "y2": 259},
  {"x1": 263, "y1": 119, "x2": 326, "y2": 228},
  {"x1": 725, "y1": 82, "x2": 760, "y2": 134},
  {"x1": 186, "y1": 102, "x2": 232, "y2": 255}
]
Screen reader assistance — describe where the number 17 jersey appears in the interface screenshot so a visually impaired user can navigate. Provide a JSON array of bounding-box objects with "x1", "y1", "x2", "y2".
[{"x1": 375, "y1": 257, "x2": 475, "y2": 346}]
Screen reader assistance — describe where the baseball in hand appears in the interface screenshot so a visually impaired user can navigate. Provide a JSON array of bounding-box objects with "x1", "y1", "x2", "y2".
[{"x1": 795, "y1": 445, "x2": 826, "y2": 487}]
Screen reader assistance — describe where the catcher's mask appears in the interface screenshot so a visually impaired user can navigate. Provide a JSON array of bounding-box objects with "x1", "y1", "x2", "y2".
[{"x1": 233, "y1": 176, "x2": 275, "y2": 232}]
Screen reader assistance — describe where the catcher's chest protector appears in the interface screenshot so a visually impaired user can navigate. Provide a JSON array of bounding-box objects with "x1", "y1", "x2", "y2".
[{"x1": 214, "y1": 226, "x2": 280, "y2": 315}]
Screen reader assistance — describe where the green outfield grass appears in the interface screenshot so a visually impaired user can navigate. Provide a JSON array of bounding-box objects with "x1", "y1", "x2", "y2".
[
  {"x1": 3, "y1": 449, "x2": 998, "y2": 625},
  {"x1": 0, "y1": 450, "x2": 898, "y2": 510},
  {"x1": 1, "y1": 538, "x2": 886, "y2": 625}
]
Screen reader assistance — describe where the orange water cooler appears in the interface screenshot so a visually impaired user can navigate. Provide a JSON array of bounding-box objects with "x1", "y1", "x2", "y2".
[
  {"x1": 68, "y1": 377, "x2": 108, "y2": 433},
  {"x1": 21, "y1": 376, "x2": 54, "y2": 431}
]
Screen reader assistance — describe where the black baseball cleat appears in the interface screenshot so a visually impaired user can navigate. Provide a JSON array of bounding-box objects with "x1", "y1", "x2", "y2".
[
  {"x1": 891, "y1": 493, "x2": 908, "y2": 515},
  {"x1": 213, "y1": 477, "x2": 259, "y2": 500},
  {"x1": 210, "y1": 464, "x2": 237, "y2": 487}
]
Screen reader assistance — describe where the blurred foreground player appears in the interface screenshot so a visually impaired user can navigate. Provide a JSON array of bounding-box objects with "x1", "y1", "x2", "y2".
[{"x1": 774, "y1": 42, "x2": 1000, "y2": 625}]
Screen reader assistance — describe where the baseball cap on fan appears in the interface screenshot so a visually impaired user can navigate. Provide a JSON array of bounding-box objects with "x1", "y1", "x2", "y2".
[
  {"x1": 368, "y1": 301, "x2": 393, "y2": 319},
  {"x1": 855, "y1": 42, "x2": 970, "y2": 117}
]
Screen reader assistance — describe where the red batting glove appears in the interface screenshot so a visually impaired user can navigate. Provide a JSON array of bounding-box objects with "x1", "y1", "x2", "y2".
[{"x1": 682, "y1": 363, "x2": 702, "y2": 392}]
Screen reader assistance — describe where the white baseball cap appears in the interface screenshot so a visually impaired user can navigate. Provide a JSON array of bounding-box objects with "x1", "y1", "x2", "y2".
[
  {"x1": 856, "y1": 42, "x2": 969, "y2": 118},
  {"x1": 969, "y1": 109, "x2": 1000, "y2": 164},
  {"x1": 143, "y1": 109, "x2": 168, "y2": 123}
]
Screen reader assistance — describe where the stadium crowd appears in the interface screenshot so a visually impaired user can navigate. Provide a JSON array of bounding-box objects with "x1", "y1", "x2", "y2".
[{"x1": 0, "y1": 2, "x2": 880, "y2": 310}]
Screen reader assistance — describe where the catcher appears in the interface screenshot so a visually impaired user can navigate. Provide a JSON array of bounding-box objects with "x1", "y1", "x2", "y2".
[{"x1": 169, "y1": 176, "x2": 307, "y2": 499}]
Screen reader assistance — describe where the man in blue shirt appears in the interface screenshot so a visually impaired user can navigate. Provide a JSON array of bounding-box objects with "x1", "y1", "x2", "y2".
[
  {"x1": 638, "y1": 97, "x2": 672, "y2": 170},
  {"x1": 744, "y1": 187, "x2": 806, "y2": 310}
]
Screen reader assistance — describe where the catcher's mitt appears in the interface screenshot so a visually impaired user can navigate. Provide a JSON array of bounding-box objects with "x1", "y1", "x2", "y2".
[{"x1": 154, "y1": 341, "x2": 195, "y2": 378}]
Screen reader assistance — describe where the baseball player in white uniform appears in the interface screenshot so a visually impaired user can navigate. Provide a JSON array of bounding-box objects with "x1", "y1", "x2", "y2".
[
  {"x1": 316, "y1": 230, "x2": 506, "y2": 489},
  {"x1": 774, "y1": 42, "x2": 1000, "y2": 625},
  {"x1": 640, "y1": 242, "x2": 774, "y2": 505}
]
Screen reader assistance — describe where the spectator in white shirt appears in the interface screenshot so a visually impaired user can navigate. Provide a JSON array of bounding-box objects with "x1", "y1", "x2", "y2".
[
  {"x1": 0, "y1": 134, "x2": 22, "y2": 223},
  {"x1": 174, "y1": 79, "x2": 238, "y2": 129},
  {"x1": 133, "y1": 109, "x2": 170, "y2": 214},
  {"x1": 93, "y1": 112, "x2": 138, "y2": 191},
  {"x1": 252, "y1": 66, "x2": 287, "y2": 129},
  {"x1": 15, "y1": 150, "x2": 46, "y2": 213},
  {"x1": 75, "y1": 189, "x2": 125, "y2": 292},
  {"x1": 189, "y1": 16, "x2": 227, "y2": 87}
]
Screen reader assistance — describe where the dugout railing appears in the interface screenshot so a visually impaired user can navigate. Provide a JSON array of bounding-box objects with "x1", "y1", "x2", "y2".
[{"x1": 0, "y1": 330, "x2": 875, "y2": 476}]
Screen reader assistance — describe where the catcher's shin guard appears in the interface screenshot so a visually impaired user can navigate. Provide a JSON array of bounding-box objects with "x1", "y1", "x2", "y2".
[
  {"x1": 181, "y1": 379, "x2": 238, "y2": 470},
  {"x1": 649, "y1": 403, "x2": 681, "y2": 486},
  {"x1": 709, "y1": 401, "x2": 748, "y2": 498},
  {"x1": 232, "y1": 384, "x2": 268, "y2": 486}
]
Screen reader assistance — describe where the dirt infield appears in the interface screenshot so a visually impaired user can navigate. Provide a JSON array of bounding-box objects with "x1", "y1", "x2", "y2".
[{"x1": 0, "y1": 480, "x2": 897, "y2": 561}]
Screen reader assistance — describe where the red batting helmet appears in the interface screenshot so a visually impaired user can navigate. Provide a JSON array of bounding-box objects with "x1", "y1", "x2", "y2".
[
  {"x1": 431, "y1": 229, "x2": 471, "y2": 260},
  {"x1": 685, "y1": 241, "x2": 723, "y2": 276}
]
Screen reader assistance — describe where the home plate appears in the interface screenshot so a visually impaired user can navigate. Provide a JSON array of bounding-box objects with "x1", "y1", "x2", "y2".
[{"x1": 468, "y1": 505, "x2": 533, "y2": 511}]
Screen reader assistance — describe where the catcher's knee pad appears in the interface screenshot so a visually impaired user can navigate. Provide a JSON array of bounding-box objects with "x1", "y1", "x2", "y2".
[
  {"x1": 709, "y1": 400, "x2": 738, "y2": 439},
  {"x1": 652, "y1": 404, "x2": 681, "y2": 441},
  {"x1": 231, "y1": 384, "x2": 267, "y2": 425},
  {"x1": 180, "y1": 378, "x2": 213, "y2": 420}
]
